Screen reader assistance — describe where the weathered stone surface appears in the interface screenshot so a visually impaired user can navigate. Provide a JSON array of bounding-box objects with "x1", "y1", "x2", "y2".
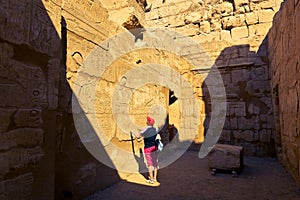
[
  {"x1": 249, "y1": 22, "x2": 272, "y2": 36},
  {"x1": 14, "y1": 109, "x2": 43, "y2": 128},
  {"x1": 232, "y1": 68, "x2": 249, "y2": 83},
  {"x1": 260, "y1": 129, "x2": 272, "y2": 142},
  {"x1": 241, "y1": 130, "x2": 259, "y2": 142},
  {"x1": 245, "y1": 12, "x2": 258, "y2": 25},
  {"x1": 238, "y1": 117, "x2": 260, "y2": 130},
  {"x1": 228, "y1": 102, "x2": 246, "y2": 117},
  {"x1": 258, "y1": 9, "x2": 275, "y2": 23},
  {"x1": 47, "y1": 59, "x2": 60, "y2": 110},
  {"x1": 0, "y1": 128, "x2": 43, "y2": 150},
  {"x1": 0, "y1": 0, "x2": 286, "y2": 198},
  {"x1": 230, "y1": 117, "x2": 238, "y2": 129},
  {"x1": 220, "y1": 30, "x2": 231, "y2": 40},
  {"x1": 234, "y1": 0, "x2": 249, "y2": 8},
  {"x1": 76, "y1": 163, "x2": 97, "y2": 186},
  {"x1": 214, "y1": 2, "x2": 234, "y2": 16},
  {"x1": 246, "y1": 80, "x2": 271, "y2": 97},
  {"x1": 0, "y1": 109, "x2": 15, "y2": 133},
  {"x1": 30, "y1": 1, "x2": 60, "y2": 57},
  {"x1": 218, "y1": 130, "x2": 231, "y2": 142},
  {"x1": 0, "y1": 147, "x2": 44, "y2": 175},
  {"x1": 222, "y1": 15, "x2": 246, "y2": 30},
  {"x1": 0, "y1": 60, "x2": 48, "y2": 108},
  {"x1": 231, "y1": 26, "x2": 249, "y2": 38},
  {"x1": 0, "y1": 1, "x2": 31, "y2": 45},
  {"x1": 268, "y1": 0, "x2": 300, "y2": 185},
  {"x1": 248, "y1": 103, "x2": 260, "y2": 115},
  {"x1": 233, "y1": 130, "x2": 242, "y2": 140},
  {"x1": 0, "y1": 173, "x2": 33, "y2": 200},
  {"x1": 200, "y1": 21, "x2": 211, "y2": 33},
  {"x1": 251, "y1": 65, "x2": 269, "y2": 80},
  {"x1": 208, "y1": 144, "x2": 244, "y2": 170}
]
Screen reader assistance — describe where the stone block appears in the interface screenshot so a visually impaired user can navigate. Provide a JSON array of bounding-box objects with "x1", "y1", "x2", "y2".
[
  {"x1": 208, "y1": 144, "x2": 244, "y2": 170},
  {"x1": 0, "y1": 1, "x2": 32, "y2": 45},
  {"x1": 184, "y1": 11, "x2": 201, "y2": 24},
  {"x1": 231, "y1": 26, "x2": 249, "y2": 38},
  {"x1": 219, "y1": 130, "x2": 231, "y2": 142},
  {"x1": 259, "y1": 129, "x2": 272, "y2": 142},
  {"x1": 8, "y1": 147, "x2": 44, "y2": 170},
  {"x1": 222, "y1": 15, "x2": 246, "y2": 30},
  {"x1": 174, "y1": 23, "x2": 199, "y2": 36},
  {"x1": 0, "y1": 42, "x2": 14, "y2": 63},
  {"x1": 220, "y1": 30, "x2": 231, "y2": 40},
  {"x1": 215, "y1": 2, "x2": 234, "y2": 16},
  {"x1": 238, "y1": 117, "x2": 260, "y2": 130},
  {"x1": 248, "y1": 22, "x2": 272, "y2": 36},
  {"x1": 241, "y1": 130, "x2": 259, "y2": 142},
  {"x1": 0, "y1": 60, "x2": 48, "y2": 108},
  {"x1": 260, "y1": 0, "x2": 276, "y2": 9},
  {"x1": 234, "y1": 0, "x2": 249, "y2": 8},
  {"x1": 242, "y1": 143, "x2": 257, "y2": 156},
  {"x1": 233, "y1": 130, "x2": 242, "y2": 140},
  {"x1": 30, "y1": 1, "x2": 61, "y2": 56},
  {"x1": 260, "y1": 97, "x2": 272, "y2": 109},
  {"x1": 210, "y1": 19, "x2": 222, "y2": 31},
  {"x1": 0, "y1": 173, "x2": 33, "y2": 199},
  {"x1": 228, "y1": 102, "x2": 246, "y2": 117},
  {"x1": 258, "y1": 9, "x2": 275, "y2": 23},
  {"x1": 246, "y1": 80, "x2": 271, "y2": 97},
  {"x1": 0, "y1": 153, "x2": 9, "y2": 175},
  {"x1": 200, "y1": 21, "x2": 211, "y2": 34},
  {"x1": 251, "y1": 66, "x2": 268, "y2": 80},
  {"x1": 248, "y1": 103, "x2": 260, "y2": 115},
  {"x1": 230, "y1": 117, "x2": 238, "y2": 129},
  {"x1": 232, "y1": 69, "x2": 249, "y2": 83},
  {"x1": 14, "y1": 109, "x2": 42, "y2": 127},
  {"x1": 245, "y1": 12, "x2": 258, "y2": 25},
  {"x1": 260, "y1": 114, "x2": 274, "y2": 128},
  {"x1": 194, "y1": 32, "x2": 220, "y2": 43},
  {"x1": 5, "y1": 128, "x2": 44, "y2": 149},
  {"x1": 0, "y1": 109, "x2": 15, "y2": 133}
]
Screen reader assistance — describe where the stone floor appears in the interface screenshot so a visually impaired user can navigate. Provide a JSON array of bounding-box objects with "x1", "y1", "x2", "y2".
[{"x1": 85, "y1": 150, "x2": 300, "y2": 200}]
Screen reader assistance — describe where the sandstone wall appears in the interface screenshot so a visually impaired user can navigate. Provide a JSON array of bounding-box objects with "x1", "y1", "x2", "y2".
[
  {"x1": 0, "y1": 0, "x2": 286, "y2": 199},
  {"x1": 0, "y1": 0, "x2": 61, "y2": 199},
  {"x1": 146, "y1": 0, "x2": 282, "y2": 56},
  {"x1": 144, "y1": 0, "x2": 280, "y2": 156},
  {"x1": 268, "y1": 0, "x2": 300, "y2": 185},
  {"x1": 0, "y1": 0, "x2": 122, "y2": 199}
]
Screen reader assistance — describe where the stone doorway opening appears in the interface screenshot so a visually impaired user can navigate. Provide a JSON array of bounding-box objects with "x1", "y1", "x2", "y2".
[{"x1": 167, "y1": 89, "x2": 179, "y2": 143}]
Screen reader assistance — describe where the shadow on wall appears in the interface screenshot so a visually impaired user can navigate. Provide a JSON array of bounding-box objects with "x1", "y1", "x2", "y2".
[
  {"x1": 0, "y1": 1, "x2": 120, "y2": 200},
  {"x1": 56, "y1": 16, "x2": 120, "y2": 200},
  {"x1": 201, "y1": 42, "x2": 276, "y2": 157}
]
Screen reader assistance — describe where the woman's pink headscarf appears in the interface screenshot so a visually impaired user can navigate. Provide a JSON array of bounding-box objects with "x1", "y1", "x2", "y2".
[{"x1": 146, "y1": 116, "x2": 155, "y2": 125}]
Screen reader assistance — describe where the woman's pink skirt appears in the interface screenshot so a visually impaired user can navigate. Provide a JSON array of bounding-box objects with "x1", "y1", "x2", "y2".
[{"x1": 144, "y1": 146, "x2": 158, "y2": 167}]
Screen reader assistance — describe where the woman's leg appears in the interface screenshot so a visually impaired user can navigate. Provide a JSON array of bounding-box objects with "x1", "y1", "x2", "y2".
[
  {"x1": 153, "y1": 167, "x2": 158, "y2": 181},
  {"x1": 148, "y1": 166, "x2": 154, "y2": 180}
]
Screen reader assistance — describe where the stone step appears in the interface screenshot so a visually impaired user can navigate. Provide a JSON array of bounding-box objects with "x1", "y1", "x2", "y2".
[{"x1": 208, "y1": 144, "x2": 244, "y2": 171}]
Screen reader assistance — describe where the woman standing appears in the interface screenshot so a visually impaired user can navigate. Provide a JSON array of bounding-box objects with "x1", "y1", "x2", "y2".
[{"x1": 138, "y1": 116, "x2": 159, "y2": 184}]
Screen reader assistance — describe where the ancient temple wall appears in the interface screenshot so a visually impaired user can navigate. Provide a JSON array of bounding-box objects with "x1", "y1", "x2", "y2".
[
  {"x1": 0, "y1": 0, "x2": 61, "y2": 199},
  {"x1": 0, "y1": 0, "x2": 289, "y2": 199},
  {"x1": 267, "y1": 0, "x2": 300, "y2": 186},
  {"x1": 144, "y1": 0, "x2": 282, "y2": 156}
]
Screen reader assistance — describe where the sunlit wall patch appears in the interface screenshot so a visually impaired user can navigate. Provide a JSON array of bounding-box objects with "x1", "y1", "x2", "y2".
[{"x1": 72, "y1": 28, "x2": 227, "y2": 173}]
